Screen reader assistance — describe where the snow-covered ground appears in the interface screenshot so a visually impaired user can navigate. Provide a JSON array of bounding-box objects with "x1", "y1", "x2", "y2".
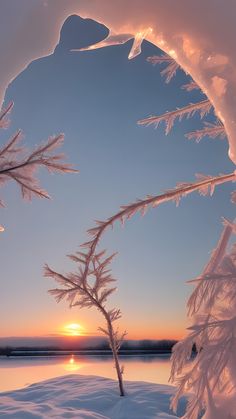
[{"x1": 0, "y1": 374, "x2": 187, "y2": 418}]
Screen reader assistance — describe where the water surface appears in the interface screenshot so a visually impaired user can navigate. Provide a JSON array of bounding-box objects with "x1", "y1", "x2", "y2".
[{"x1": 0, "y1": 354, "x2": 172, "y2": 392}]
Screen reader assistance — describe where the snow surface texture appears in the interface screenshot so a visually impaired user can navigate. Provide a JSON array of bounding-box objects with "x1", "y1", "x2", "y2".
[
  {"x1": 1, "y1": 0, "x2": 236, "y2": 163},
  {"x1": 0, "y1": 374, "x2": 187, "y2": 419}
]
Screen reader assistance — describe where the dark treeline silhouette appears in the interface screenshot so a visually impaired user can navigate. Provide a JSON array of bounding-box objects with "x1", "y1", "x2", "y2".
[{"x1": 0, "y1": 339, "x2": 181, "y2": 357}]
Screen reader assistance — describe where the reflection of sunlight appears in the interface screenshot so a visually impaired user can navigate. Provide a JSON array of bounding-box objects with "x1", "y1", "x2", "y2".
[
  {"x1": 63, "y1": 355, "x2": 86, "y2": 372},
  {"x1": 0, "y1": 356, "x2": 173, "y2": 391}
]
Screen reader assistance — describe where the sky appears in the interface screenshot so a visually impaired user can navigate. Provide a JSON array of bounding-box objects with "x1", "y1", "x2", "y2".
[{"x1": 0, "y1": 14, "x2": 235, "y2": 342}]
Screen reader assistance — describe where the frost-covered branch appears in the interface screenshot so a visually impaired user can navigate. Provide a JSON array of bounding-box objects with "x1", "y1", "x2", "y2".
[
  {"x1": 45, "y1": 251, "x2": 126, "y2": 396},
  {"x1": 65, "y1": 172, "x2": 235, "y2": 303},
  {"x1": 170, "y1": 220, "x2": 236, "y2": 419},
  {"x1": 138, "y1": 99, "x2": 212, "y2": 134},
  {"x1": 0, "y1": 103, "x2": 78, "y2": 212},
  {"x1": 147, "y1": 54, "x2": 202, "y2": 91},
  {"x1": 186, "y1": 121, "x2": 226, "y2": 143},
  {"x1": 0, "y1": 101, "x2": 14, "y2": 129},
  {"x1": 147, "y1": 54, "x2": 180, "y2": 83},
  {"x1": 0, "y1": 102, "x2": 14, "y2": 128},
  {"x1": 181, "y1": 81, "x2": 200, "y2": 92},
  {"x1": 231, "y1": 191, "x2": 236, "y2": 204}
]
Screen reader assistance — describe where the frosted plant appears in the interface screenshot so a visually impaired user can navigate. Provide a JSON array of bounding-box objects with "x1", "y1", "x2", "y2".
[
  {"x1": 45, "y1": 250, "x2": 126, "y2": 397},
  {"x1": 141, "y1": 54, "x2": 227, "y2": 145},
  {"x1": 147, "y1": 54, "x2": 180, "y2": 83},
  {"x1": 181, "y1": 81, "x2": 200, "y2": 92},
  {"x1": 186, "y1": 121, "x2": 226, "y2": 143},
  {"x1": 147, "y1": 54, "x2": 201, "y2": 92},
  {"x1": 138, "y1": 99, "x2": 212, "y2": 134},
  {"x1": 169, "y1": 219, "x2": 236, "y2": 419},
  {"x1": 62, "y1": 172, "x2": 235, "y2": 300},
  {"x1": 0, "y1": 102, "x2": 77, "y2": 230}
]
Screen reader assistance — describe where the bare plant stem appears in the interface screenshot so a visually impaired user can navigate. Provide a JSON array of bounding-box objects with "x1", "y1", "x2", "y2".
[
  {"x1": 104, "y1": 312, "x2": 125, "y2": 396},
  {"x1": 89, "y1": 298, "x2": 125, "y2": 396},
  {"x1": 91, "y1": 299, "x2": 125, "y2": 396}
]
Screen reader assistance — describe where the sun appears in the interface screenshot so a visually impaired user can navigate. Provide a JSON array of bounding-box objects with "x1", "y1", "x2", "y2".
[{"x1": 63, "y1": 323, "x2": 84, "y2": 336}]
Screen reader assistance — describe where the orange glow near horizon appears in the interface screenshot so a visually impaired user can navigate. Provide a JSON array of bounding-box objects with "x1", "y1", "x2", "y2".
[
  {"x1": 0, "y1": 322, "x2": 186, "y2": 341},
  {"x1": 62, "y1": 323, "x2": 84, "y2": 336},
  {"x1": 0, "y1": 318, "x2": 186, "y2": 341},
  {"x1": 0, "y1": 314, "x2": 187, "y2": 341}
]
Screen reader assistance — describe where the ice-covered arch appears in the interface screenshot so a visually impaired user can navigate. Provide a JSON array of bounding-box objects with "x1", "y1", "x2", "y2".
[{"x1": 1, "y1": 0, "x2": 236, "y2": 163}]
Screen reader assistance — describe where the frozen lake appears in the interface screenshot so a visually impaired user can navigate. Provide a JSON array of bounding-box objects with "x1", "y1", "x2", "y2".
[{"x1": 0, "y1": 354, "x2": 172, "y2": 392}]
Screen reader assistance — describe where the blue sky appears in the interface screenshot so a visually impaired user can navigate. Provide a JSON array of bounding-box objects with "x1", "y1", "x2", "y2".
[{"x1": 1, "y1": 15, "x2": 235, "y2": 340}]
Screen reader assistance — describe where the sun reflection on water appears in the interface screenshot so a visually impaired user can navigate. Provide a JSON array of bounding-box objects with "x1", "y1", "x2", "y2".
[{"x1": 63, "y1": 355, "x2": 87, "y2": 372}]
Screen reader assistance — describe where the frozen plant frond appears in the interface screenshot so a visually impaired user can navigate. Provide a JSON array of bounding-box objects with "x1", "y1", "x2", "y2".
[
  {"x1": 205, "y1": 217, "x2": 235, "y2": 272},
  {"x1": 0, "y1": 134, "x2": 77, "y2": 201},
  {"x1": 138, "y1": 99, "x2": 212, "y2": 134},
  {"x1": 231, "y1": 191, "x2": 236, "y2": 204},
  {"x1": 147, "y1": 54, "x2": 180, "y2": 83},
  {"x1": 186, "y1": 121, "x2": 226, "y2": 143},
  {"x1": 71, "y1": 172, "x2": 235, "y2": 299},
  {"x1": 45, "y1": 250, "x2": 126, "y2": 397},
  {"x1": 0, "y1": 104, "x2": 78, "y2": 213},
  {"x1": 181, "y1": 81, "x2": 200, "y2": 92},
  {"x1": 0, "y1": 130, "x2": 23, "y2": 158},
  {"x1": 0, "y1": 101, "x2": 14, "y2": 129},
  {"x1": 147, "y1": 54, "x2": 176, "y2": 65},
  {"x1": 170, "y1": 221, "x2": 236, "y2": 419}
]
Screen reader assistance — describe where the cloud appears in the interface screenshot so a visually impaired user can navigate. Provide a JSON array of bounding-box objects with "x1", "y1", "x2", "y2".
[{"x1": 1, "y1": 0, "x2": 236, "y2": 163}]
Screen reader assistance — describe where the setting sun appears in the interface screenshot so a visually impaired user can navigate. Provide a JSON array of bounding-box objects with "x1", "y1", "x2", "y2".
[{"x1": 63, "y1": 323, "x2": 84, "y2": 336}]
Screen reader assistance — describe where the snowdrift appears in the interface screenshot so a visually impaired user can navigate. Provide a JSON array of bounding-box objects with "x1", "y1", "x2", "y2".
[{"x1": 0, "y1": 374, "x2": 187, "y2": 418}]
